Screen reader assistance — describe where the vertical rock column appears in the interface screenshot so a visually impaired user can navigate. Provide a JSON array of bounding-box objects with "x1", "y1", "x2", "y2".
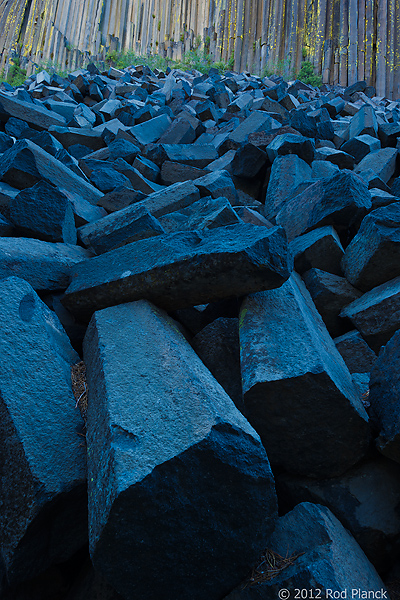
[{"x1": 83, "y1": 299, "x2": 277, "y2": 600}]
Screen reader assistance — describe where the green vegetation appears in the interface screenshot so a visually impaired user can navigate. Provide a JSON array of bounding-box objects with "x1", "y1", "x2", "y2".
[
  {"x1": 0, "y1": 57, "x2": 27, "y2": 87},
  {"x1": 103, "y1": 48, "x2": 234, "y2": 75},
  {"x1": 263, "y1": 56, "x2": 292, "y2": 78},
  {"x1": 296, "y1": 60, "x2": 322, "y2": 87}
]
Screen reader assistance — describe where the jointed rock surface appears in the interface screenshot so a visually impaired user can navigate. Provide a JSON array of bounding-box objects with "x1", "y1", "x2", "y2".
[{"x1": 0, "y1": 62, "x2": 399, "y2": 599}]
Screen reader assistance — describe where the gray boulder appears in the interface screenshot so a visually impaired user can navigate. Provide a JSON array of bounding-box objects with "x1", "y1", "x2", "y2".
[
  {"x1": 0, "y1": 277, "x2": 86, "y2": 586},
  {"x1": 334, "y1": 330, "x2": 377, "y2": 373},
  {"x1": 264, "y1": 154, "x2": 311, "y2": 220},
  {"x1": 369, "y1": 330, "x2": 400, "y2": 462},
  {"x1": 159, "y1": 196, "x2": 241, "y2": 233},
  {"x1": 276, "y1": 170, "x2": 372, "y2": 242},
  {"x1": 223, "y1": 503, "x2": 386, "y2": 599},
  {"x1": 277, "y1": 457, "x2": 400, "y2": 572},
  {"x1": 83, "y1": 299, "x2": 278, "y2": 600},
  {"x1": 78, "y1": 203, "x2": 165, "y2": 254},
  {"x1": 10, "y1": 181, "x2": 77, "y2": 244},
  {"x1": 342, "y1": 202, "x2": 400, "y2": 291},
  {"x1": 62, "y1": 223, "x2": 290, "y2": 318},
  {"x1": 0, "y1": 237, "x2": 91, "y2": 291},
  {"x1": 340, "y1": 276, "x2": 400, "y2": 353},
  {"x1": 239, "y1": 273, "x2": 370, "y2": 477},
  {"x1": 288, "y1": 226, "x2": 344, "y2": 275}
]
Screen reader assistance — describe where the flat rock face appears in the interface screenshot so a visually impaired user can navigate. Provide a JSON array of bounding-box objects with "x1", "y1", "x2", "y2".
[
  {"x1": 0, "y1": 140, "x2": 103, "y2": 205},
  {"x1": 0, "y1": 237, "x2": 91, "y2": 291},
  {"x1": 0, "y1": 277, "x2": 86, "y2": 586},
  {"x1": 62, "y1": 223, "x2": 290, "y2": 318},
  {"x1": 239, "y1": 273, "x2": 370, "y2": 477},
  {"x1": 369, "y1": 330, "x2": 400, "y2": 462},
  {"x1": 277, "y1": 457, "x2": 400, "y2": 571},
  {"x1": 334, "y1": 330, "x2": 377, "y2": 373},
  {"x1": 223, "y1": 503, "x2": 386, "y2": 599},
  {"x1": 276, "y1": 170, "x2": 372, "y2": 242},
  {"x1": 83, "y1": 299, "x2": 277, "y2": 600},
  {"x1": 342, "y1": 202, "x2": 400, "y2": 291},
  {"x1": 340, "y1": 276, "x2": 400, "y2": 353}
]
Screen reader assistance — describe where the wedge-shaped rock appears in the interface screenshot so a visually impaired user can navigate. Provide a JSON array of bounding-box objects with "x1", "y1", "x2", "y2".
[
  {"x1": 340, "y1": 277, "x2": 400, "y2": 353},
  {"x1": 354, "y1": 147, "x2": 398, "y2": 184},
  {"x1": 140, "y1": 180, "x2": 200, "y2": 217},
  {"x1": 0, "y1": 92, "x2": 66, "y2": 130},
  {"x1": 0, "y1": 140, "x2": 102, "y2": 205},
  {"x1": 159, "y1": 196, "x2": 241, "y2": 233},
  {"x1": 10, "y1": 181, "x2": 77, "y2": 245},
  {"x1": 0, "y1": 277, "x2": 86, "y2": 586},
  {"x1": 239, "y1": 273, "x2": 370, "y2": 477},
  {"x1": 0, "y1": 238, "x2": 91, "y2": 291},
  {"x1": 276, "y1": 170, "x2": 372, "y2": 242},
  {"x1": 288, "y1": 226, "x2": 344, "y2": 275},
  {"x1": 277, "y1": 456, "x2": 400, "y2": 571},
  {"x1": 334, "y1": 330, "x2": 377, "y2": 374},
  {"x1": 349, "y1": 104, "x2": 378, "y2": 138},
  {"x1": 264, "y1": 154, "x2": 311, "y2": 220},
  {"x1": 342, "y1": 202, "x2": 400, "y2": 291},
  {"x1": 158, "y1": 144, "x2": 219, "y2": 168},
  {"x1": 193, "y1": 169, "x2": 238, "y2": 205},
  {"x1": 63, "y1": 223, "x2": 289, "y2": 318},
  {"x1": 83, "y1": 300, "x2": 277, "y2": 600},
  {"x1": 78, "y1": 203, "x2": 165, "y2": 254},
  {"x1": 303, "y1": 268, "x2": 362, "y2": 337},
  {"x1": 223, "y1": 503, "x2": 387, "y2": 599},
  {"x1": 369, "y1": 330, "x2": 400, "y2": 462}
]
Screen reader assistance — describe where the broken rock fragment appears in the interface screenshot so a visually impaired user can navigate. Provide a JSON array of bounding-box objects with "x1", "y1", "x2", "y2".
[
  {"x1": 239, "y1": 273, "x2": 370, "y2": 477},
  {"x1": 0, "y1": 277, "x2": 87, "y2": 586},
  {"x1": 62, "y1": 223, "x2": 290, "y2": 318},
  {"x1": 83, "y1": 299, "x2": 277, "y2": 600}
]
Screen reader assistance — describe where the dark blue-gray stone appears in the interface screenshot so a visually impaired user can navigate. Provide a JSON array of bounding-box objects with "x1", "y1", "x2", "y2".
[
  {"x1": 0, "y1": 237, "x2": 91, "y2": 291},
  {"x1": 342, "y1": 202, "x2": 400, "y2": 291},
  {"x1": 0, "y1": 277, "x2": 86, "y2": 586},
  {"x1": 276, "y1": 170, "x2": 372, "y2": 242},
  {"x1": 223, "y1": 503, "x2": 386, "y2": 599},
  {"x1": 83, "y1": 299, "x2": 277, "y2": 600},
  {"x1": 10, "y1": 181, "x2": 77, "y2": 244},
  {"x1": 369, "y1": 330, "x2": 400, "y2": 462},
  {"x1": 62, "y1": 223, "x2": 290, "y2": 318},
  {"x1": 239, "y1": 273, "x2": 370, "y2": 477},
  {"x1": 78, "y1": 203, "x2": 165, "y2": 254}
]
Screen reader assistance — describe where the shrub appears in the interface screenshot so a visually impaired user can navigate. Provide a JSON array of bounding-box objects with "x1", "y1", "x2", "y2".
[{"x1": 297, "y1": 60, "x2": 322, "y2": 87}]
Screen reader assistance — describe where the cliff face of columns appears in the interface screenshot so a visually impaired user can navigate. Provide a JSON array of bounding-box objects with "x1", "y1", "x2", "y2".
[{"x1": 0, "y1": 0, "x2": 398, "y2": 98}]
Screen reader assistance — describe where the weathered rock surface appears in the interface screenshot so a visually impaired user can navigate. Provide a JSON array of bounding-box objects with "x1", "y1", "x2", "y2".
[
  {"x1": 159, "y1": 196, "x2": 241, "y2": 233},
  {"x1": 288, "y1": 226, "x2": 345, "y2": 275},
  {"x1": 276, "y1": 170, "x2": 372, "y2": 242},
  {"x1": 239, "y1": 273, "x2": 370, "y2": 478},
  {"x1": 0, "y1": 237, "x2": 91, "y2": 291},
  {"x1": 0, "y1": 277, "x2": 86, "y2": 587},
  {"x1": 83, "y1": 299, "x2": 277, "y2": 600},
  {"x1": 223, "y1": 503, "x2": 386, "y2": 599},
  {"x1": 368, "y1": 330, "x2": 400, "y2": 462},
  {"x1": 340, "y1": 277, "x2": 400, "y2": 353},
  {"x1": 334, "y1": 330, "x2": 377, "y2": 374},
  {"x1": 62, "y1": 223, "x2": 290, "y2": 318},
  {"x1": 342, "y1": 202, "x2": 400, "y2": 291},
  {"x1": 10, "y1": 181, "x2": 77, "y2": 244},
  {"x1": 277, "y1": 457, "x2": 400, "y2": 572}
]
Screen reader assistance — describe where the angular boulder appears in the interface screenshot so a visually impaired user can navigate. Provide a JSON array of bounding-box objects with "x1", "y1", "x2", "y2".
[
  {"x1": 223, "y1": 503, "x2": 387, "y2": 599},
  {"x1": 83, "y1": 299, "x2": 277, "y2": 600},
  {"x1": 239, "y1": 273, "x2": 370, "y2": 477},
  {"x1": 0, "y1": 237, "x2": 91, "y2": 291},
  {"x1": 0, "y1": 277, "x2": 86, "y2": 586},
  {"x1": 63, "y1": 223, "x2": 290, "y2": 318}
]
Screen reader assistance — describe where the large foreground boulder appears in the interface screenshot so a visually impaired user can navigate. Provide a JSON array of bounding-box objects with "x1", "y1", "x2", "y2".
[
  {"x1": 368, "y1": 330, "x2": 400, "y2": 463},
  {"x1": 0, "y1": 277, "x2": 87, "y2": 587},
  {"x1": 63, "y1": 223, "x2": 290, "y2": 318},
  {"x1": 83, "y1": 299, "x2": 277, "y2": 600},
  {"x1": 223, "y1": 503, "x2": 386, "y2": 599},
  {"x1": 239, "y1": 273, "x2": 370, "y2": 477}
]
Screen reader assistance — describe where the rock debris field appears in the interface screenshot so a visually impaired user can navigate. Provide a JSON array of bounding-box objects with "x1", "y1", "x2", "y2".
[{"x1": 1, "y1": 63, "x2": 400, "y2": 600}]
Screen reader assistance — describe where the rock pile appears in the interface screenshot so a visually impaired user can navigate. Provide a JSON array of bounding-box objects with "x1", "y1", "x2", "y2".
[{"x1": 1, "y1": 64, "x2": 400, "y2": 599}]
